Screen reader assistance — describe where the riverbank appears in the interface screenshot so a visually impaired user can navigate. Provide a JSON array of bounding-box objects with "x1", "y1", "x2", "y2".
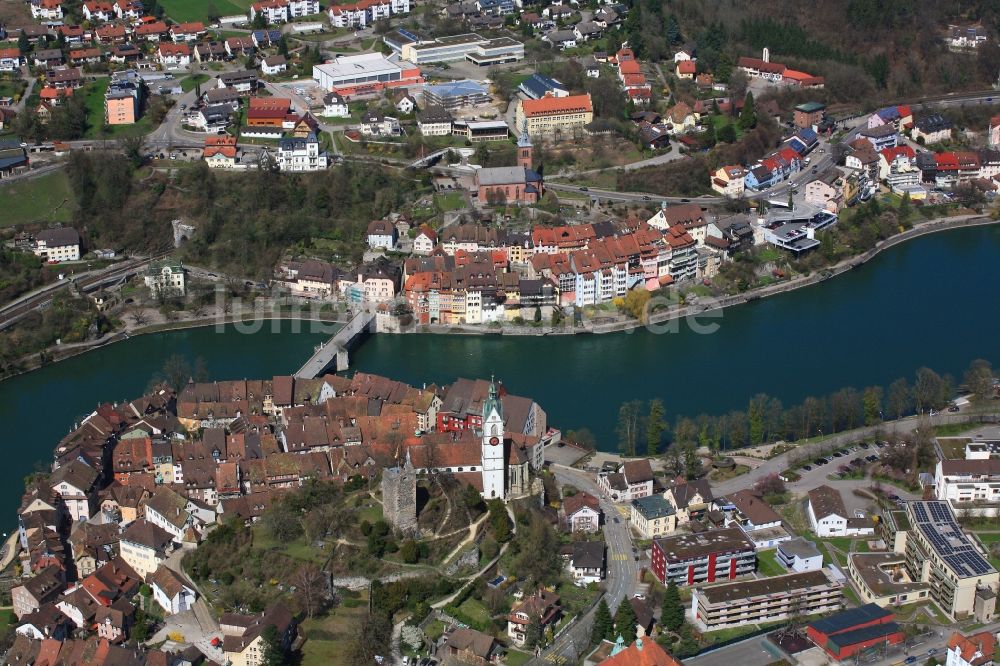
[
  {"x1": 414, "y1": 213, "x2": 998, "y2": 336},
  {"x1": 0, "y1": 309, "x2": 347, "y2": 382},
  {"x1": 1, "y1": 212, "x2": 996, "y2": 383}
]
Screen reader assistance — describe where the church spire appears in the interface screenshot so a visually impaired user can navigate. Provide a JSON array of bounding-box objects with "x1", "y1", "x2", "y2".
[
  {"x1": 517, "y1": 121, "x2": 533, "y2": 171},
  {"x1": 483, "y1": 375, "x2": 502, "y2": 423}
]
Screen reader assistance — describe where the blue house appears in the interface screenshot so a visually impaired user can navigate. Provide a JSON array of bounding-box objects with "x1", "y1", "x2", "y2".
[
  {"x1": 745, "y1": 164, "x2": 780, "y2": 190},
  {"x1": 518, "y1": 73, "x2": 568, "y2": 100}
]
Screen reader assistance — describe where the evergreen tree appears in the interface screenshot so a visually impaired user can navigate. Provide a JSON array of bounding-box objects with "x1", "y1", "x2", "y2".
[
  {"x1": 661, "y1": 581, "x2": 684, "y2": 631},
  {"x1": 898, "y1": 191, "x2": 911, "y2": 221},
  {"x1": 646, "y1": 399, "x2": 666, "y2": 456},
  {"x1": 524, "y1": 620, "x2": 542, "y2": 649},
  {"x1": 738, "y1": 91, "x2": 757, "y2": 130},
  {"x1": 613, "y1": 598, "x2": 638, "y2": 640},
  {"x1": 702, "y1": 120, "x2": 716, "y2": 148},
  {"x1": 592, "y1": 598, "x2": 615, "y2": 644},
  {"x1": 676, "y1": 622, "x2": 700, "y2": 657},
  {"x1": 260, "y1": 625, "x2": 287, "y2": 666},
  {"x1": 18, "y1": 32, "x2": 30, "y2": 55},
  {"x1": 683, "y1": 443, "x2": 703, "y2": 480},
  {"x1": 666, "y1": 14, "x2": 681, "y2": 45}
]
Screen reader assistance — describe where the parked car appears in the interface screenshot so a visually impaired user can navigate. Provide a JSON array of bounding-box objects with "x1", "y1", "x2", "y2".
[{"x1": 802, "y1": 465, "x2": 813, "y2": 471}]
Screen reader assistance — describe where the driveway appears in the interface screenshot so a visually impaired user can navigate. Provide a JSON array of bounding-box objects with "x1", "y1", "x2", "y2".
[{"x1": 148, "y1": 599, "x2": 226, "y2": 665}]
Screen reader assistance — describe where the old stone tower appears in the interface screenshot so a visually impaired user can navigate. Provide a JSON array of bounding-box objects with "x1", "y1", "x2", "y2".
[{"x1": 382, "y1": 449, "x2": 418, "y2": 535}]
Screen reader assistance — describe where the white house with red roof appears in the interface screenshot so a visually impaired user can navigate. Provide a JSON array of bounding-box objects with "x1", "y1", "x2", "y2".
[
  {"x1": 30, "y1": 0, "x2": 64, "y2": 22},
  {"x1": 83, "y1": 0, "x2": 114, "y2": 20},
  {"x1": 947, "y1": 631, "x2": 996, "y2": 666}
]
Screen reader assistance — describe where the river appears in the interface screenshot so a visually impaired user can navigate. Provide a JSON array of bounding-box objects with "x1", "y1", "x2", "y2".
[{"x1": 0, "y1": 225, "x2": 997, "y2": 526}]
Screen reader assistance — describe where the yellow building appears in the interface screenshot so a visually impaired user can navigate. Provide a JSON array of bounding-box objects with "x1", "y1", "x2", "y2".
[
  {"x1": 515, "y1": 93, "x2": 593, "y2": 138},
  {"x1": 630, "y1": 495, "x2": 678, "y2": 539},
  {"x1": 223, "y1": 604, "x2": 297, "y2": 666}
]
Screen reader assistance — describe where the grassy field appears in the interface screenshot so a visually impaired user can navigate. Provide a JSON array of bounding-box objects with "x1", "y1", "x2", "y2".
[
  {"x1": 299, "y1": 591, "x2": 370, "y2": 666},
  {"x1": 158, "y1": 0, "x2": 252, "y2": 22},
  {"x1": 973, "y1": 532, "x2": 1000, "y2": 569},
  {"x1": 435, "y1": 192, "x2": 466, "y2": 211},
  {"x1": 454, "y1": 597, "x2": 491, "y2": 627},
  {"x1": 756, "y1": 549, "x2": 786, "y2": 577},
  {"x1": 80, "y1": 79, "x2": 155, "y2": 139},
  {"x1": 0, "y1": 78, "x2": 27, "y2": 100},
  {"x1": 181, "y1": 74, "x2": 209, "y2": 92},
  {"x1": 505, "y1": 650, "x2": 533, "y2": 666},
  {"x1": 0, "y1": 169, "x2": 77, "y2": 227}
]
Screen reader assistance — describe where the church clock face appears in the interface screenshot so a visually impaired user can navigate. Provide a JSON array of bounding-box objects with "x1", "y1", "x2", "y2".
[{"x1": 489, "y1": 436, "x2": 500, "y2": 446}]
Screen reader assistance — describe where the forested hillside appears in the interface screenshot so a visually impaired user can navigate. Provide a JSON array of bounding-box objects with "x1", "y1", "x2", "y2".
[
  {"x1": 65, "y1": 154, "x2": 426, "y2": 278},
  {"x1": 624, "y1": 0, "x2": 1000, "y2": 104}
]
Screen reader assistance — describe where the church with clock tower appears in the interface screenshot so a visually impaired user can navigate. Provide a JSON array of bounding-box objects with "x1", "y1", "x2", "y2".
[{"x1": 481, "y1": 379, "x2": 508, "y2": 500}]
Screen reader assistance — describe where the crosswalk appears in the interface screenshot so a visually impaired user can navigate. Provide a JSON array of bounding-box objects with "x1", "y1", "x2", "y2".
[
  {"x1": 544, "y1": 653, "x2": 568, "y2": 664},
  {"x1": 610, "y1": 553, "x2": 629, "y2": 561}
]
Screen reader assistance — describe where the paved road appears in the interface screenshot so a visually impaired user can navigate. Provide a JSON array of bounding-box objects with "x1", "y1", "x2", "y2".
[{"x1": 527, "y1": 465, "x2": 639, "y2": 665}]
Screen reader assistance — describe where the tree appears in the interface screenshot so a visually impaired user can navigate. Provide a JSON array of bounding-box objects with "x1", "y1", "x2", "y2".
[
  {"x1": 252, "y1": 12, "x2": 267, "y2": 28},
  {"x1": 738, "y1": 91, "x2": 757, "y2": 130},
  {"x1": 964, "y1": 359, "x2": 995, "y2": 402},
  {"x1": 863, "y1": 386, "x2": 884, "y2": 425},
  {"x1": 613, "y1": 598, "x2": 638, "y2": 639},
  {"x1": 646, "y1": 399, "x2": 666, "y2": 456},
  {"x1": 488, "y1": 500, "x2": 511, "y2": 542},
  {"x1": 534, "y1": 306, "x2": 541, "y2": 323},
  {"x1": 753, "y1": 472, "x2": 786, "y2": 497},
  {"x1": 718, "y1": 122, "x2": 737, "y2": 143},
  {"x1": 399, "y1": 539, "x2": 420, "y2": 564},
  {"x1": 278, "y1": 34, "x2": 289, "y2": 57},
  {"x1": 293, "y1": 563, "x2": 326, "y2": 618},
  {"x1": 887, "y1": 377, "x2": 913, "y2": 419},
  {"x1": 683, "y1": 443, "x2": 702, "y2": 480},
  {"x1": 18, "y1": 32, "x2": 29, "y2": 55},
  {"x1": 260, "y1": 625, "x2": 287, "y2": 666},
  {"x1": 346, "y1": 612, "x2": 391, "y2": 666},
  {"x1": 154, "y1": 353, "x2": 208, "y2": 392},
  {"x1": 914, "y1": 367, "x2": 949, "y2": 413},
  {"x1": 616, "y1": 400, "x2": 643, "y2": 456},
  {"x1": 702, "y1": 120, "x2": 716, "y2": 148},
  {"x1": 524, "y1": 620, "x2": 542, "y2": 649},
  {"x1": 666, "y1": 14, "x2": 682, "y2": 45},
  {"x1": 661, "y1": 581, "x2": 684, "y2": 631},
  {"x1": 592, "y1": 598, "x2": 615, "y2": 644}
]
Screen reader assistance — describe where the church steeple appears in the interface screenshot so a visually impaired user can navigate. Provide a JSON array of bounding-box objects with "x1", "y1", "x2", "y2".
[
  {"x1": 483, "y1": 375, "x2": 503, "y2": 424},
  {"x1": 517, "y1": 121, "x2": 533, "y2": 170}
]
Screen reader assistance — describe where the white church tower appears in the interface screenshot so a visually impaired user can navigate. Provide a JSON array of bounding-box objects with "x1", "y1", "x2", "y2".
[{"x1": 481, "y1": 378, "x2": 506, "y2": 500}]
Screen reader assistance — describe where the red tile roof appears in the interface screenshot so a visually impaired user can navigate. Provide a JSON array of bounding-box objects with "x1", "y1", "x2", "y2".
[{"x1": 521, "y1": 93, "x2": 593, "y2": 117}]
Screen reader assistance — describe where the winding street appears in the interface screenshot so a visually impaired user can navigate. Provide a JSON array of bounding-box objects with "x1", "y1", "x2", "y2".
[{"x1": 526, "y1": 464, "x2": 639, "y2": 665}]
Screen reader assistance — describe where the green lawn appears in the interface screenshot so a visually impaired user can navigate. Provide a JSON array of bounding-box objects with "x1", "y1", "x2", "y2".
[
  {"x1": 756, "y1": 549, "x2": 786, "y2": 577},
  {"x1": 454, "y1": 597, "x2": 491, "y2": 626},
  {"x1": 435, "y1": 192, "x2": 466, "y2": 211},
  {"x1": 80, "y1": 79, "x2": 155, "y2": 139},
  {"x1": 181, "y1": 74, "x2": 209, "y2": 93},
  {"x1": 0, "y1": 169, "x2": 77, "y2": 227},
  {"x1": 708, "y1": 113, "x2": 744, "y2": 140},
  {"x1": 0, "y1": 78, "x2": 27, "y2": 100},
  {"x1": 973, "y1": 532, "x2": 1000, "y2": 569},
  {"x1": 158, "y1": 0, "x2": 252, "y2": 22},
  {"x1": 505, "y1": 650, "x2": 533, "y2": 666}
]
